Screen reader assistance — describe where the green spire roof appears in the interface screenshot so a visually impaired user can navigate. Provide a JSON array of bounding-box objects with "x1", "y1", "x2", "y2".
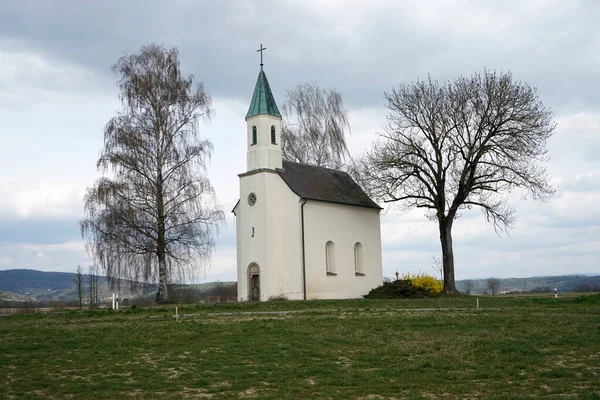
[{"x1": 245, "y1": 68, "x2": 281, "y2": 120}]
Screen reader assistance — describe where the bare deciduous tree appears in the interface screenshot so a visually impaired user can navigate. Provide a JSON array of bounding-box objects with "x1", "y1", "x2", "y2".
[
  {"x1": 73, "y1": 265, "x2": 84, "y2": 310},
  {"x1": 462, "y1": 279, "x2": 475, "y2": 295},
  {"x1": 87, "y1": 264, "x2": 100, "y2": 308},
  {"x1": 281, "y1": 82, "x2": 351, "y2": 168},
  {"x1": 487, "y1": 277, "x2": 501, "y2": 297},
  {"x1": 81, "y1": 43, "x2": 225, "y2": 303},
  {"x1": 364, "y1": 70, "x2": 556, "y2": 293},
  {"x1": 431, "y1": 256, "x2": 443, "y2": 281}
]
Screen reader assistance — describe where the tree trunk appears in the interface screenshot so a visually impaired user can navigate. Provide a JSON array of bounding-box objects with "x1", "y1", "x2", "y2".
[
  {"x1": 156, "y1": 156, "x2": 169, "y2": 303},
  {"x1": 77, "y1": 275, "x2": 82, "y2": 310},
  {"x1": 439, "y1": 218, "x2": 457, "y2": 293},
  {"x1": 157, "y1": 251, "x2": 168, "y2": 303}
]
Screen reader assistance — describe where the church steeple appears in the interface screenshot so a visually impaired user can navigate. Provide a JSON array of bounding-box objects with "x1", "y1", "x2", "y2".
[
  {"x1": 245, "y1": 68, "x2": 281, "y2": 120},
  {"x1": 245, "y1": 44, "x2": 282, "y2": 172}
]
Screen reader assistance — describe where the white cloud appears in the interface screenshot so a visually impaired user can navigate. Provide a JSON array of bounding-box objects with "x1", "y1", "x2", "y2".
[
  {"x1": 0, "y1": 178, "x2": 84, "y2": 219},
  {"x1": 0, "y1": 240, "x2": 90, "y2": 272},
  {"x1": 551, "y1": 191, "x2": 600, "y2": 221},
  {"x1": 347, "y1": 108, "x2": 387, "y2": 156},
  {"x1": 20, "y1": 241, "x2": 85, "y2": 253},
  {"x1": 0, "y1": 39, "x2": 108, "y2": 109},
  {"x1": 0, "y1": 257, "x2": 13, "y2": 267}
]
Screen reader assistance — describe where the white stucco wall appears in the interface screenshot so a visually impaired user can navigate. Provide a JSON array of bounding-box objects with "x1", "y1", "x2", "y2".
[
  {"x1": 236, "y1": 184, "x2": 383, "y2": 301},
  {"x1": 303, "y1": 201, "x2": 383, "y2": 299},
  {"x1": 235, "y1": 170, "x2": 304, "y2": 301}
]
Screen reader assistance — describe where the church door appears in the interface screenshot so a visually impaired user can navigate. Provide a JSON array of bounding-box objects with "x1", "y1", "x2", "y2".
[
  {"x1": 251, "y1": 274, "x2": 260, "y2": 301},
  {"x1": 248, "y1": 264, "x2": 260, "y2": 301}
]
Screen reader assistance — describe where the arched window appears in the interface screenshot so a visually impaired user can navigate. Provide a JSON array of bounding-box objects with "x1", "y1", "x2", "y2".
[
  {"x1": 271, "y1": 125, "x2": 277, "y2": 144},
  {"x1": 354, "y1": 242, "x2": 365, "y2": 276},
  {"x1": 252, "y1": 126, "x2": 257, "y2": 145},
  {"x1": 326, "y1": 241, "x2": 336, "y2": 275}
]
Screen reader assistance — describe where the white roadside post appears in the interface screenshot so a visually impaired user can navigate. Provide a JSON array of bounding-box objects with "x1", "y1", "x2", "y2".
[{"x1": 112, "y1": 293, "x2": 115, "y2": 310}]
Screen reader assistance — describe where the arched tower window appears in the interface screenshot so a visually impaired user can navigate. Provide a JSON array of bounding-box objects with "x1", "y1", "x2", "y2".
[
  {"x1": 326, "y1": 241, "x2": 336, "y2": 275},
  {"x1": 271, "y1": 125, "x2": 277, "y2": 144},
  {"x1": 354, "y1": 242, "x2": 365, "y2": 276},
  {"x1": 252, "y1": 126, "x2": 257, "y2": 145}
]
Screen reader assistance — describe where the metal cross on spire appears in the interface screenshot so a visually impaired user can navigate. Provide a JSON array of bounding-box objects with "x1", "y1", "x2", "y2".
[{"x1": 257, "y1": 43, "x2": 266, "y2": 69}]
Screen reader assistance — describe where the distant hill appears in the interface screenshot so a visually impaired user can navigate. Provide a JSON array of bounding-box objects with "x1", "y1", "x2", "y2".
[
  {"x1": 0, "y1": 269, "x2": 108, "y2": 293},
  {"x1": 0, "y1": 269, "x2": 110, "y2": 303}
]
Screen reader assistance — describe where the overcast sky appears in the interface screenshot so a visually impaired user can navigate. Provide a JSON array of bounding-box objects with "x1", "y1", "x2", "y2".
[{"x1": 1, "y1": 0, "x2": 599, "y2": 283}]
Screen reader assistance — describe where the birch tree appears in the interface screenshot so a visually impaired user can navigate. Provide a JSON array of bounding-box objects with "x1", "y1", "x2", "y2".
[
  {"x1": 87, "y1": 264, "x2": 99, "y2": 308},
  {"x1": 81, "y1": 44, "x2": 224, "y2": 303}
]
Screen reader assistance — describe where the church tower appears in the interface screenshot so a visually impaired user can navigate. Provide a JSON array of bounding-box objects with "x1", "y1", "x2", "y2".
[
  {"x1": 235, "y1": 53, "x2": 304, "y2": 302},
  {"x1": 245, "y1": 65, "x2": 282, "y2": 171}
]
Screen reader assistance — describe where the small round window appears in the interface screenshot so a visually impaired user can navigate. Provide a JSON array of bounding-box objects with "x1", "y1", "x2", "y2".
[{"x1": 248, "y1": 192, "x2": 257, "y2": 206}]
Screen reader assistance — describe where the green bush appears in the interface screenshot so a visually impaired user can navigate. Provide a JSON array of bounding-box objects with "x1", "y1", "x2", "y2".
[{"x1": 364, "y1": 279, "x2": 440, "y2": 299}]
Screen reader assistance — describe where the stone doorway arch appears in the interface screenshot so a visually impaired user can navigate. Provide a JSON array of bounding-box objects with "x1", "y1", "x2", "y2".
[{"x1": 248, "y1": 263, "x2": 260, "y2": 301}]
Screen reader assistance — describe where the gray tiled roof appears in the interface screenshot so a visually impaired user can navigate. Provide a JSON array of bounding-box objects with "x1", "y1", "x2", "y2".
[{"x1": 277, "y1": 160, "x2": 381, "y2": 209}]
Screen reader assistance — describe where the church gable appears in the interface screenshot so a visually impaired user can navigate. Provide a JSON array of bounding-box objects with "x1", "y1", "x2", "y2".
[{"x1": 276, "y1": 160, "x2": 381, "y2": 210}]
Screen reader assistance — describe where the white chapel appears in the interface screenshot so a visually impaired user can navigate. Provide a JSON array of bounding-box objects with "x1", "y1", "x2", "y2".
[{"x1": 233, "y1": 62, "x2": 383, "y2": 301}]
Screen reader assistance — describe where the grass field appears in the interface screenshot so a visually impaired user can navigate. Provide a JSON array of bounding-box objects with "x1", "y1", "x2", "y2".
[{"x1": 1, "y1": 295, "x2": 599, "y2": 399}]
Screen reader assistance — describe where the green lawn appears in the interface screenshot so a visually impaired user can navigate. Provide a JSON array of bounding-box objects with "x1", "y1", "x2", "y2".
[{"x1": 1, "y1": 296, "x2": 599, "y2": 399}]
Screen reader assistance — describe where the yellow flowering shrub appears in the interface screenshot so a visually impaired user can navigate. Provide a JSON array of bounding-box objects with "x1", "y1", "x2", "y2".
[{"x1": 401, "y1": 272, "x2": 443, "y2": 294}]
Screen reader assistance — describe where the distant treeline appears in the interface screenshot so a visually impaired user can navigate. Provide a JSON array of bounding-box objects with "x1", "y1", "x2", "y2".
[{"x1": 455, "y1": 275, "x2": 600, "y2": 294}]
